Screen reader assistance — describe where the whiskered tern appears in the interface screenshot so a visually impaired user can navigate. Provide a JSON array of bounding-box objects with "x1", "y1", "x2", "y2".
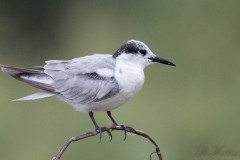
[{"x1": 1, "y1": 40, "x2": 175, "y2": 140}]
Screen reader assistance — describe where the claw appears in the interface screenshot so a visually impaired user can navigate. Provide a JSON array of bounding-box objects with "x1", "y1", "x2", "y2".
[
  {"x1": 97, "y1": 126, "x2": 112, "y2": 143},
  {"x1": 113, "y1": 125, "x2": 136, "y2": 141},
  {"x1": 106, "y1": 111, "x2": 136, "y2": 141},
  {"x1": 123, "y1": 126, "x2": 136, "y2": 140},
  {"x1": 120, "y1": 125, "x2": 127, "y2": 141}
]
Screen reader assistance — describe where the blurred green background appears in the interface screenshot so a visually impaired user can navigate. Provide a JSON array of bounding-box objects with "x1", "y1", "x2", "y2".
[{"x1": 0, "y1": 0, "x2": 240, "y2": 160}]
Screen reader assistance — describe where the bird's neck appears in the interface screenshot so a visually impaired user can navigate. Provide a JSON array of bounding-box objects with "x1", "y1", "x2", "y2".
[
  {"x1": 115, "y1": 59, "x2": 145, "y2": 74},
  {"x1": 115, "y1": 59, "x2": 145, "y2": 96}
]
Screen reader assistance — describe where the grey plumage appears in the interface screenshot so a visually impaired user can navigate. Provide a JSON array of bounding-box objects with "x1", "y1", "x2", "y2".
[
  {"x1": 1, "y1": 54, "x2": 119, "y2": 105},
  {"x1": 44, "y1": 54, "x2": 119, "y2": 103}
]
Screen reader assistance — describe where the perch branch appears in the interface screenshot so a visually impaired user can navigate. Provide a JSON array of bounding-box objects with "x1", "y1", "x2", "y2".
[{"x1": 52, "y1": 125, "x2": 163, "y2": 160}]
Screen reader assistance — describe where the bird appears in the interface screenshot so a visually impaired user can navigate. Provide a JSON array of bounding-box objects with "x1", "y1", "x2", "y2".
[{"x1": 0, "y1": 40, "x2": 175, "y2": 141}]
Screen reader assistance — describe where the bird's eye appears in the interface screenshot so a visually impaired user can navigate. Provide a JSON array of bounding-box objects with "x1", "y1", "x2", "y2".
[{"x1": 139, "y1": 49, "x2": 147, "y2": 56}]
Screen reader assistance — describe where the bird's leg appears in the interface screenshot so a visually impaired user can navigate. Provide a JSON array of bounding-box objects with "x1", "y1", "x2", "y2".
[
  {"x1": 107, "y1": 111, "x2": 118, "y2": 126},
  {"x1": 107, "y1": 111, "x2": 136, "y2": 141},
  {"x1": 88, "y1": 111, "x2": 112, "y2": 142}
]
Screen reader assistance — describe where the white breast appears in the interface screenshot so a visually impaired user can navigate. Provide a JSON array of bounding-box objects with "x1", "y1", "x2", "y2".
[{"x1": 115, "y1": 60, "x2": 145, "y2": 98}]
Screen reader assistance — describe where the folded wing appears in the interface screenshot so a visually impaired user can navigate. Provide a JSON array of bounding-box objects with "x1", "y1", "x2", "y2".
[
  {"x1": 44, "y1": 54, "x2": 119, "y2": 104},
  {"x1": 1, "y1": 54, "x2": 119, "y2": 103}
]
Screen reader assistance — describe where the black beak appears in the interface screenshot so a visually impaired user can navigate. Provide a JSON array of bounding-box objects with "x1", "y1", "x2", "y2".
[{"x1": 149, "y1": 56, "x2": 176, "y2": 66}]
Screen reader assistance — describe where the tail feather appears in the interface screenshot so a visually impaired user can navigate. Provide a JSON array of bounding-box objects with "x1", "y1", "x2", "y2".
[
  {"x1": 0, "y1": 64, "x2": 57, "y2": 93},
  {"x1": 13, "y1": 91, "x2": 56, "y2": 101}
]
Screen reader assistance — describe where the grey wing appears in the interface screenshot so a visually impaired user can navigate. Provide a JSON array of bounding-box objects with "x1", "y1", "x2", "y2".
[{"x1": 44, "y1": 54, "x2": 119, "y2": 104}]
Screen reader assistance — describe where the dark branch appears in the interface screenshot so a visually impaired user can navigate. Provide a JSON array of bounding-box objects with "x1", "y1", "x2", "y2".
[{"x1": 52, "y1": 126, "x2": 163, "y2": 160}]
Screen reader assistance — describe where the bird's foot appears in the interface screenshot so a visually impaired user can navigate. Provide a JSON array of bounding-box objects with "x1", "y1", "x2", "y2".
[
  {"x1": 112, "y1": 124, "x2": 136, "y2": 141},
  {"x1": 96, "y1": 126, "x2": 112, "y2": 143}
]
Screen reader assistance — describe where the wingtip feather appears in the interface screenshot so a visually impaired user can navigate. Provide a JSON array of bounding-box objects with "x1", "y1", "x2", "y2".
[{"x1": 13, "y1": 91, "x2": 56, "y2": 101}]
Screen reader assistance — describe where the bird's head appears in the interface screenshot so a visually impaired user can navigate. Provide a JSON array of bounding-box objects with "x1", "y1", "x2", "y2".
[{"x1": 113, "y1": 40, "x2": 175, "y2": 68}]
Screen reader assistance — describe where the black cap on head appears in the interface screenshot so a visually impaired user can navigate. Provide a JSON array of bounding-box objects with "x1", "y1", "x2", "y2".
[{"x1": 113, "y1": 40, "x2": 146, "y2": 58}]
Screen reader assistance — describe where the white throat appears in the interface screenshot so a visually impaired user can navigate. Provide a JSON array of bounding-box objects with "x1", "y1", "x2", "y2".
[{"x1": 114, "y1": 57, "x2": 145, "y2": 100}]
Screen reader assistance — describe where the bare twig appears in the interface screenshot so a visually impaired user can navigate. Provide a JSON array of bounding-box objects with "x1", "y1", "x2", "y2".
[{"x1": 52, "y1": 125, "x2": 163, "y2": 160}]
